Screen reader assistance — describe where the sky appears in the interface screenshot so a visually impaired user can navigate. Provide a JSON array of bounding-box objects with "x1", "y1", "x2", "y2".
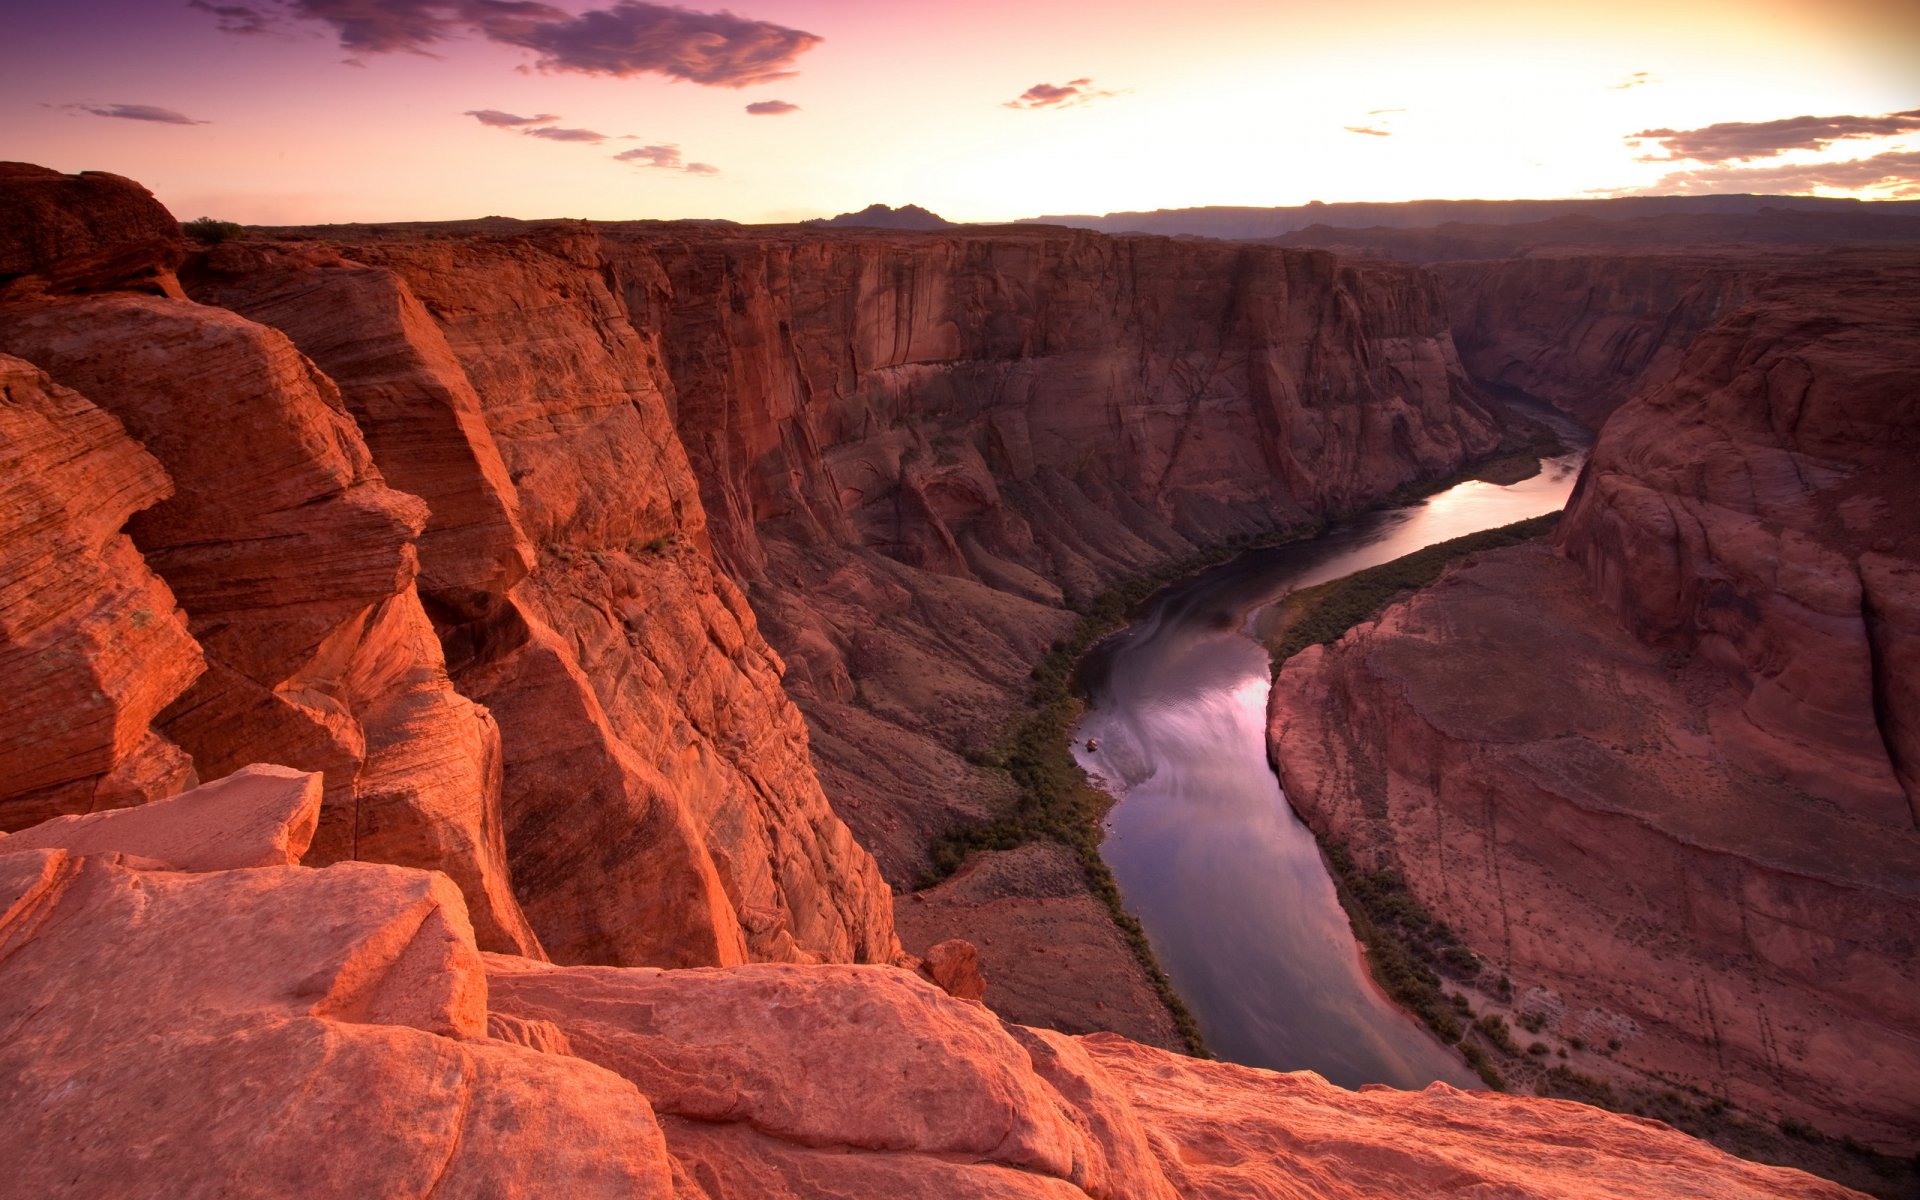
[{"x1": 2, "y1": 0, "x2": 1916, "y2": 225}]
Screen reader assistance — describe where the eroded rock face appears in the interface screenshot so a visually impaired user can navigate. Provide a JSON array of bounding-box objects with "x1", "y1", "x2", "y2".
[
  {"x1": 1270, "y1": 542, "x2": 1920, "y2": 1151},
  {"x1": 0, "y1": 353, "x2": 202, "y2": 827},
  {"x1": 1269, "y1": 255, "x2": 1920, "y2": 1152},
  {"x1": 619, "y1": 228, "x2": 1503, "y2": 885},
  {"x1": 185, "y1": 233, "x2": 900, "y2": 970},
  {"x1": 0, "y1": 162, "x2": 185, "y2": 296},
  {"x1": 0, "y1": 291, "x2": 542, "y2": 958},
  {"x1": 1559, "y1": 262, "x2": 1920, "y2": 823}
]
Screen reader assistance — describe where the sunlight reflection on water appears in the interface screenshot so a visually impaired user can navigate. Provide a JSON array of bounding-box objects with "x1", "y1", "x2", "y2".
[{"x1": 1073, "y1": 434, "x2": 1588, "y2": 1091}]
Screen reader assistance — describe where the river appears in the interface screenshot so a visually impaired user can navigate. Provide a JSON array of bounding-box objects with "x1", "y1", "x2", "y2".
[{"x1": 1073, "y1": 407, "x2": 1589, "y2": 1089}]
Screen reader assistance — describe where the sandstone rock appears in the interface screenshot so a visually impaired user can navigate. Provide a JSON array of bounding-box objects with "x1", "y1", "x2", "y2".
[
  {"x1": 0, "y1": 294, "x2": 541, "y2": 957},
  {"x1": 0, "y1": 762, "x2": 319, "y2": 869},
  {"x1": 185, "y1": 244, "x2": 533, "y2": 601},
  {"x1": 1269, "y1": 541, "x2": 1920, "y2": 1150},
  {"x1": 894, "y1": 842, "x2": 1188, "y2": 1051},
  {"x1": 0, "y1": 847, "x2": 677, "y2": 1198},
  {"x1": 1085, "y1": 1033, "x2": 1864, "y2": 1199},
  {"x1": 917, "y1": 937, "x2": 988, "y2": 1001},
  {"x1": 0, "y1": 352, "x2": 202, "y2": 828},
  {"x1": 484, "y1": 953, "x2": 1179, "y2": 1200},
  {"x1": 1559, "y1": 259, "x2": 1920, "y2": 824},
  {"x1": 0, "y1": 162, "x2": 185, "y2": 296},
  {"x1": 302, "y1": 231, "x2": 900, "y2": 968}
]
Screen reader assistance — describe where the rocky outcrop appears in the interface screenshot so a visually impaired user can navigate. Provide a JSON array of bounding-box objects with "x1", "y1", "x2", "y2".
[
  {"x1": 183, "y1": 233, "x2": 899, "y2": 970},
  {"x1": 0, "y1": 162, "x2": 185, "y2": 296},
  {"x1": 1268, "y1": 254, "x2": 1920, "y2": 1150},
  {"x1": 0, "y1": 798, "x2": 676, "y2": 1197},
  {"x1": 0, "y1": 292, "x2": 541, "y2": 958},
  {"x1": 0, "y1": 762, "x2": 321, "y2": 870},
  {"x1": 5, "y1": 768, "x2": 1856, "y2": 1198},
  {"x1": 0, "y1": 353, "x2": 202, "y2": 827},
  {"x1": 1560, "y1": 262, "x2": 1920, "y2": 822}
]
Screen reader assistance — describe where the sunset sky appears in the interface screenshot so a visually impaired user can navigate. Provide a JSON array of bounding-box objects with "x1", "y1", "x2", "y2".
[{"x1": 3, "y1": 0, "x2": 1916, "y2": 225}]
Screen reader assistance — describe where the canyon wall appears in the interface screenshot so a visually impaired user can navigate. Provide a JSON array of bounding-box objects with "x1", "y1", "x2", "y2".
[
  {"x1": 1, "y1": 164, "x2": 896, "y2": 970},
  {"x1": 622, "y1": 227, "x2": 1504, "y2": 882},
  {"x1": 1269, "y1": 252, "x2": 1920, "y2": 1150},
  {"x1": 1435, "y1": 256, "x2": 1755, "y2": 427}
]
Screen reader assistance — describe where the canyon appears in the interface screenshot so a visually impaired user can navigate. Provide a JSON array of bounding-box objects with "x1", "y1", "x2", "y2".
[
  {"x1": 1269, "y1": 249, "x2": 1920, "y2": 1157},
  {"x1": 1, "y1": 159, "x2": 1911, "y2": 1196}
]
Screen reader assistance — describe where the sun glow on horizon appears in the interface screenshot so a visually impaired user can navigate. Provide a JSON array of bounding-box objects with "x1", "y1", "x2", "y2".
[{"x1": 1, "y1": 0, "x2": 1914, "y2": 224}]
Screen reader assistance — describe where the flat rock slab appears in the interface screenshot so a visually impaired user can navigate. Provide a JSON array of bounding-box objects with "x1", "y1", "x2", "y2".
[{"x1": 0, "y1": 763, "x2": 322, "y2": 870}]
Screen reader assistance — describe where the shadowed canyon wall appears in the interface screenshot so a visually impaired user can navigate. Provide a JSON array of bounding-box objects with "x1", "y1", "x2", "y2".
[{"x1": 1270, "y1": 252, "x2": 1920, "y2": 1150}]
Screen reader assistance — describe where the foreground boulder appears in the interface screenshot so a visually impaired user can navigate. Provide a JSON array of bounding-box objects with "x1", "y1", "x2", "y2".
[
  {"x1": 0, "y1": 767, "x2": 1859, "y2": 1198},
  {"x1": 0, "y1": 762, "x2": 320, "y2": 869}
]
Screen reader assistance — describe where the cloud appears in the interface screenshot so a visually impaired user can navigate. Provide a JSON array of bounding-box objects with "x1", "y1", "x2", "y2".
[
  {"x1": 465, "y1": 108, "x2": 558, "y2": 126},
  {"x1": 1630, "y1": 107, "x2": 1920, "y2": 163},
  {"x1": 1345, "y1": 125, "x2": 1391, "y2": 137},
  {"x1": 525, "y1": 125, "x2": 609, "y2": 142},
  {"x1": 186, "y1": 1, "x2": 274, "y2": 35},
  {"x1": 1610, "y1": 71, "x2": 1654, "y2": 90},
  {"x1": 1366, "y1": 107, "x2": 1406, "y2": 116},
  {"x1": 1004, "y1": 77, "x2": 1118, "y2": 110},
  {"x1": 613, "y1": 143, "x2": 717, "y2": 173},
  {"x1": 52, "y1": 102, "x2": 209, "y2": 125},
  {"x1": 745, "y1": 99, "x2": 798, "y2": 115},
  {"x1": 218, "y1": 1, "x2": 821, "y2": 87},
  {"x1": 1622, "y1": 148, "x2": 1920, "y2": 197}
]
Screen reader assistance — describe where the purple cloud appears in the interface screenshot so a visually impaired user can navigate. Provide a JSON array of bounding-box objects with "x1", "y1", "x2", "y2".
[
  {"x1": 1630, "y1": 107, "x2": 1920, "y2": 163},
  {"x1": 217, "y1": 1, "x2": 821, "y2": 87},
  {"x1": 186, "y1": 1, "x2": 274, "y2": 35},
  {"x1": 524, "y1": 125, "x2": 609, "y2": 142},
  {"x1": 613, "y1": 144, "x2": 717, "y2": 173},
  {"x1": 465, "y1": 108, "x2": 558, "y2": 126},
  {"x1": 53, "y1": 102, "x2": 209, "y2": 125},
  {"x1": 1623, "y1": 148, "x2": 1920, "y2": 197},
  {"x1": 1004, "y1": 77, "x2": 1117, "y2": 110},
  {"x1": 745, "y1": 99, "x2": 798, "y2": 115}
]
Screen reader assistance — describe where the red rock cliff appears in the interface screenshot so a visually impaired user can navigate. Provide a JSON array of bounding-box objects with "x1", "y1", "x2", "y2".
[{"x1": 1269, "y1": 252, "x2": 1920, "y2": 1151}]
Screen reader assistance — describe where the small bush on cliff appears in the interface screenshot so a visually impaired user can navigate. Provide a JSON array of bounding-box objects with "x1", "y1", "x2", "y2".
[{"x1": 182, "y1": 217, "x2": 244, "y2": 244}]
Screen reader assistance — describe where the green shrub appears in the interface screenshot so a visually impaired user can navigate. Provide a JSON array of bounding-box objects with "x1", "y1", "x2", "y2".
[{"x1": 182, "y1": 216, "x2": 244, "y2": 244}]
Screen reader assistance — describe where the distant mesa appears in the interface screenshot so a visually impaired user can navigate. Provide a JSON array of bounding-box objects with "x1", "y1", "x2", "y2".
[{"x1": 805, "y1": 203, "x2": 955, "y2": 230}]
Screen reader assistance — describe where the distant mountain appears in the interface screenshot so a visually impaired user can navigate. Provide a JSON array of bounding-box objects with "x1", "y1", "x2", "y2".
[
  {"x1": 805, "y1": 203, "x2": 955, "y2": 230},
  {"x1": 1017, "y1": 194, "x2": 1920, "y2": 240},
  {"x1": 1271, "y1": 207, "x2": 1920, "y2": 262}
]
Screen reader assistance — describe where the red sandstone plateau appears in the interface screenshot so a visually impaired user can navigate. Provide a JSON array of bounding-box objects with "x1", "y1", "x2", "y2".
[
  {"x1": 1270, "y1": 255, "x2": 1920, "y2": 1155},
  {"x1": 0, "y1": 160, "x2": 1905, "y2": 1196}
]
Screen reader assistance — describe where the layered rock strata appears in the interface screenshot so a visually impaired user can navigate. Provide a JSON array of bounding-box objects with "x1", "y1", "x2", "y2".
[
  {"x1": 1, "y1": 164, "x2": 898, "y2": 971},
  {"x1": 1269, "y1": 257, "x2": 1920, "y2": 1150},
  {"x1": 0, "y1": 769, "x2": 1863, "y2": 1199},
  {"x1": 197, "y1": 218, "x2": 1503, "y2": 1029}
]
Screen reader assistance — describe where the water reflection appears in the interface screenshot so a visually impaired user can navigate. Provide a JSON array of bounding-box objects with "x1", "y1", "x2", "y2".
[{"x1": 1075, "y1": 415, "x2": 1588, "y2": 1090}]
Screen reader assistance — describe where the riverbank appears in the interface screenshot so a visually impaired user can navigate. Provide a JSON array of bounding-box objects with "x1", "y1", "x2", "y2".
[{"x1": 1266, "y1": 536, "x2": 1920, "y2": 1198}]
